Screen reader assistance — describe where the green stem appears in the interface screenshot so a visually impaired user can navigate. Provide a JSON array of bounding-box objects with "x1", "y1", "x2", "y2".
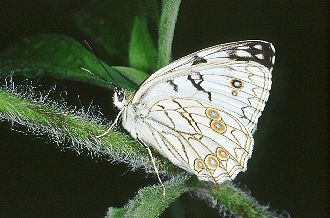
[
  {"x1": 209, "y1": 183, "x2": 275, "y2": 217},
  {"x1": 157, "y1": 0, "x2": 181, "y2": 68},
  {"x1": 106, "y1": 174, "x2": 189, "y2": 218},
  {"x1": 0, "y1": 88, "x2": 179, "y2": 174},
  {"x1": 107, "y1": 175, "x2": 278, "y2": 218}
]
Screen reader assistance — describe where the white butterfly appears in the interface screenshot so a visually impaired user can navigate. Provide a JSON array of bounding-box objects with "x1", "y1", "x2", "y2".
[{"x1": 100, "y1": 40, "x2": 275, "y2": 191}]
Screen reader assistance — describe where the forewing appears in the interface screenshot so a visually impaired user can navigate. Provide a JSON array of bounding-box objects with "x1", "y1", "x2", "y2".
[
  {"x1": 133, "y1": 40, "x2": 274, "y2": 133},
  {"x1": 135, "y1": 40, "x2": 274, "y2": 93},
  {"x1": 140, "y1": 98, "x2": 253, "y2": 183}
]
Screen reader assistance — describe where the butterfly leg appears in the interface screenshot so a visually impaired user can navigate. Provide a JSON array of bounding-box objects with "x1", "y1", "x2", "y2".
[
  {"x1": 96, "y1": 108, "x2": 124, "y2": 138},
  {"x1": 137, "y1": 137, "x2": 166, "y2": 196}
]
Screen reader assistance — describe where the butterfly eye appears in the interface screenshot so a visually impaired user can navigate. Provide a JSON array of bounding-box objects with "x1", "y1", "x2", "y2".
[{"x1": 116, "y1": 90, "x2": 125, "y2": 102}]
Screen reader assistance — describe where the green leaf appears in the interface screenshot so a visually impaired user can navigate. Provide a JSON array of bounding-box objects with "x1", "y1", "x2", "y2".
[
  {"x1": 73, "y1": 0, "x2": 158, "y2": 63},
  {"x1": 0, "y1": 34, "x2": 143, "y2": 91},
  {"x1": 129, "y1": 17, "x2": 157, "y2": 73},
  {"x1": 112, "y1": 66, "x2": 148, "y2": 86}
]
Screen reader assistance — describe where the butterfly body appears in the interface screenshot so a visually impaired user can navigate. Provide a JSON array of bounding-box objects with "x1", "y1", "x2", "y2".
[{"x1": 113, "y1": 40, "x2": 275, "y2": 184}]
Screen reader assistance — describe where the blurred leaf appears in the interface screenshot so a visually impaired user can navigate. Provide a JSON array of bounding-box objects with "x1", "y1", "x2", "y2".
[
  {"x1": 113, "y1": 66, "x2": 148, "y2": 86},
  {"x1": 129, "y1": 17, "x2": 157, "y2": 72},
  {"x1": 0, "y1": 34, "x2": 143, "y2": 91},
  {"x1": 73, "y1": 0, "x2": 158, "y2": 64}
]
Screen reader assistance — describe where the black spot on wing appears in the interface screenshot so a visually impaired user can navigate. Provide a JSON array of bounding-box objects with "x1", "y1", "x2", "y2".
[
  {"x1": 167, "y1": 79, "x2": 178, "y2": 92},
  {"x1": 157, "y1": 104, "x2": 165, "y2": 109},
  {"x1": 191, "y1": 55, "x2": 207, "y2": 65},
  {"x1": 227, "y1": 41, "x2": 275, "y2": 70},
  {"x1": 187, "y1": 72, "x2": 212, "y2": 101}
]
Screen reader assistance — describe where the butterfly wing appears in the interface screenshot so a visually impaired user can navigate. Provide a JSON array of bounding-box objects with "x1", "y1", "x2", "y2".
[
  {"x1": 131, "y1": 40, "x2": 274, "y2": 182},
  {"x1": 133, "y1": 40, "x2": 275, "y2": 133},
  {"x1": 136, "y1": 97, "x2": 253, "y2": 183}
]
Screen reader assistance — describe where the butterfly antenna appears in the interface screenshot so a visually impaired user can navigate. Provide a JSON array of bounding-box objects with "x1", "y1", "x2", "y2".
[
  {"x1": 83, "y1": 40, "x2": 139, "y2": 89},
  {"x1": 83, "y1": 40, "x2": 118, "y2": 85},
  {"x1": 79, "y1": 66, "x2": 116, "y2": 88}
]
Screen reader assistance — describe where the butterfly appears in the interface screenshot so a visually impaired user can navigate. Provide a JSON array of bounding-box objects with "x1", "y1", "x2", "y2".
[{"x1": 98, "y1": 40, "x2": 275, "y2": 191}]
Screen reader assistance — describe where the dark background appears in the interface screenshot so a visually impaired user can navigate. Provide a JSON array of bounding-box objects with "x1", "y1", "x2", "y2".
[{"x1": 0, "y1": 0, "x2": 328, "y2": 217}]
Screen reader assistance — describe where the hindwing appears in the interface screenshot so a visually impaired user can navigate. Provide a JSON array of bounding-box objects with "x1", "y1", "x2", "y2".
[{"x1": 139, "y1": 98, "x2": 253, "y2": 183}]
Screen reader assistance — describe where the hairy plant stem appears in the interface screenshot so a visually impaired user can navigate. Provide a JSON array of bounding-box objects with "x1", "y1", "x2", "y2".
[{"x1": 0, "y1": 88, "x2": 178, "y2": 174}]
